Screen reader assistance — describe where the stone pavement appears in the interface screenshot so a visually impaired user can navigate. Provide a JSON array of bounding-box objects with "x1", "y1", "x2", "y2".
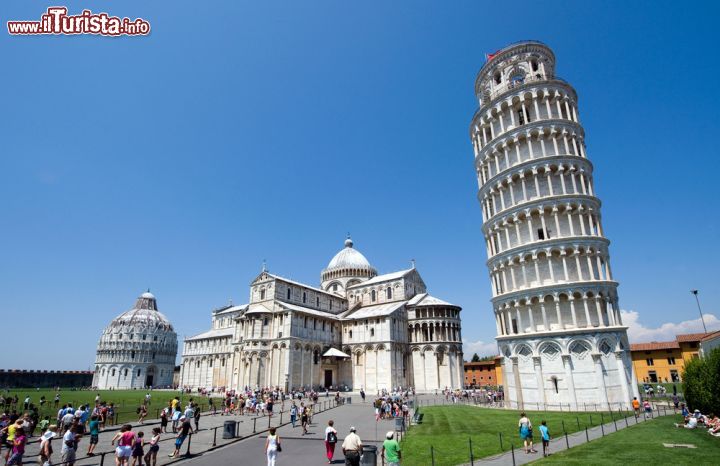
[
  {"x1": 17, "y1": 396, "x2": 349, "y2": 466},
  {"x1": 183, "y1": 397, "x2": 395, "y2": 465}
]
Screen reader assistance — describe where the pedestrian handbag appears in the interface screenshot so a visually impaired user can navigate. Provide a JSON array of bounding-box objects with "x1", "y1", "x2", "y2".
[
  {"x1": 277, "y1": 441, "x2": 282, "y2": 452},
  {"x1": 328, "y1": 431, "x2": 337, "y2": 443}
]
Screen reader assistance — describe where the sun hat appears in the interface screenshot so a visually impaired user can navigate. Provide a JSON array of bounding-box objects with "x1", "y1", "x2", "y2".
[
  {"x1": 386, "y1": 431, "x2": 394, "y2": 439},
  {"x1": 349, "y1": 426, "x2": 356, "y2": 432}
]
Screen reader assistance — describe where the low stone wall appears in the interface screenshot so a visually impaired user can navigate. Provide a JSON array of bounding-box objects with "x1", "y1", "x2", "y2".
[{"x1": 0, "y1": 369, "x2": 93, "y2": 388}]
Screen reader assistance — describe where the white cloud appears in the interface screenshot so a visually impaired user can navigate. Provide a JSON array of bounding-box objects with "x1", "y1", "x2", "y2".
[
  {"x1": 462, "y1": 338, "x2": 498, "y2": 358},
  {"x1": 621, "y1": 310, "x2": 720, "y2": 343}
]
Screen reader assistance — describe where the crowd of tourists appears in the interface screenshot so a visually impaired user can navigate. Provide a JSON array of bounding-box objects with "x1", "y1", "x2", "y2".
[
  {"x1": 0, "y1": 391, "x2": 205, "y2": 466},
  {"x1": 674, "y1": 404, "x2": 720, "y2": 435}
]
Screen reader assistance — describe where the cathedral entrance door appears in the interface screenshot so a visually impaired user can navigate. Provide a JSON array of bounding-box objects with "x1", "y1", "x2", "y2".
[
  {"x1": 324, "y1": 370, "x2": 332, "y2": 388},
  {"x1": 145, "y1": 366, "x2": 155, "y2": 387}
]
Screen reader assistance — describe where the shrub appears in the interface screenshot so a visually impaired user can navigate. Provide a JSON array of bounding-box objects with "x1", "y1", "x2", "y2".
[{"x1": 682, "y1": 346, "x2": 720, "y2": 413}]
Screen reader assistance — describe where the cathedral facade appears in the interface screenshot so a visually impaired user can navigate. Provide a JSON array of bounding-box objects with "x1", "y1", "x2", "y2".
[{"x1": 179, "y1": 238, "x2": 464, "y2": 393}]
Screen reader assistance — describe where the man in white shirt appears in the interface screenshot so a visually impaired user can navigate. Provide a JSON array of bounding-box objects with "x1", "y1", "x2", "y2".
[
  {"x1": 61, "y1": 427, "x2": 78, "y2": 465},
  {"x1": 342, "y1": 426, "x2": 362, "y2": 466}
]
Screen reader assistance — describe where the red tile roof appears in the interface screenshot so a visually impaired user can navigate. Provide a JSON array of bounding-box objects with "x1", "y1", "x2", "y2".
[
  {"x1": 676, "y1": 333, "x2": 708, "y2": 343},
  {"x1": 630, "y1": 341, "x2": 680, "y2": 351},
  {"x1": 701, "y1": 330, "x2": 720, "y2": 342}
]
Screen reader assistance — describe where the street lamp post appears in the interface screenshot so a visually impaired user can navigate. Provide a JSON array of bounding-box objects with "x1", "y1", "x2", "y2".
[{"x1": 691, "y1": 290, "x2": 708, "y2": 333}]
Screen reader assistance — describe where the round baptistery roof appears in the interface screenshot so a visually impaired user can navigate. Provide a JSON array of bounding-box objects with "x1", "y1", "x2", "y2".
[{"x1": 103, "y1": 291, "x2": 175, "y2": 333}]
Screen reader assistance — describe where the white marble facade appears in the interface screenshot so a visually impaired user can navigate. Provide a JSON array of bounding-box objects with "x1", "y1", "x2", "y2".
[
  {"x1": 93, "y1": 292, "x2": 178, "y2": 389},
  {"x1": 469, "y1": 41, "x2": 639, "y2": 409},
  {"x1": 180, "y1": 238, "x2": 464, "y2": 393}
]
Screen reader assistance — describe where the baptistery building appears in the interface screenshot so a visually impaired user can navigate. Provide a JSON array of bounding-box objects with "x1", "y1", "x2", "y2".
[
  {"x1": 93, "y1": 291, "x2": 178, "y2": 389},
  {"x1": 469, "y1": 41, "x2": 638, "y2": 409},
  {"x1": 180, "y1": 238, "x2": 464, "y2": 393}
]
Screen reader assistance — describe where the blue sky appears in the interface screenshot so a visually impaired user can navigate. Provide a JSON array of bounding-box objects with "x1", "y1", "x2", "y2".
[{"x1": 2, "y1": 1, "x2": 719, "y2": 370}]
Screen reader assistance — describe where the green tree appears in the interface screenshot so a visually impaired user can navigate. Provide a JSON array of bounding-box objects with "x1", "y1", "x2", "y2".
[
  {"x1": 683, "y1": 347, "x2": 720, "y2": 413},
  {"x1": 471, "y1": 353, "x2": 481, "y2": 362}
]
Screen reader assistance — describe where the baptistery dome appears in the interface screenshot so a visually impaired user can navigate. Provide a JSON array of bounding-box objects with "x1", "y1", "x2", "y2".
[
  {"x1": 320, "y1": 236, "x2": 377, "y2": 295},
  {"x1": 93, "y1": 291, "x2": 178, "y2": 389}
]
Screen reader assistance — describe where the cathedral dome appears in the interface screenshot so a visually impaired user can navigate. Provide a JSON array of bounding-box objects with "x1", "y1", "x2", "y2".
[
  {"x1": 321, "y1": 237, "x2": 377, "y2": 293},
  {"x1": 326, "y1": 237, "x2": 374, "y2": 271}
]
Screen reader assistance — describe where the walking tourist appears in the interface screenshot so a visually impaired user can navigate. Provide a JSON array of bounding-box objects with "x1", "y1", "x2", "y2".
[
  {"x1": 301, "y1": 406, "x2": 309, "y2": 435},
  {"x1": 61, "y1": 425, "x2": 81, "y2": 466},
  {"x1": 1, "y1": 419, "x2": 21, "y2": 464},
  {"x1": 111, "y1": 424, "x2": 136, "y2": 466},
  {"x1": 290, "y1": 403, "x2": 298, "y2": 428},
  {"x1": 381, "y1": 431, "x2": 401, "y2": 466},
  {"x1": 169, "y1": 416, "x2": 192, "y2": 458},
  {"x1": 144, "y1": 427, "x2": 161, "y2": 466},
  {"x1": 324, "y1": 420, "x2": 338, "y2": 463},
  {"x1": 87, "y1": 414, "x2": 100, "y2": 456},
  {"x1": 341, "y1": 426, "x2": 362, "y2": 466},
  {"x1": 137, "y1": 404, "x2": 148, "y2": 424},
  {"x1": 264, "y1": 427, "x2": 281, "y2": 466},
  {"x1": 193, "y1": 404, "x2": 201, "y2": 432},
  {"x1": 5, "y1": 426, "x2": 26, "y2": 466},
  {"x1": 518, "y1": 412, "x2": 536, "y2": 454},
  {"x1": 38, "y1": 426, "x2": 57, "y2": 465},
  {"x1": 539, "y1": 420, "x2": 550, "y2": 457},
  {"x1": 131, "y1": 431, "x2": 145, "y2": 466},
  {"x1": 632, "y1": 397, "x2": 640, "y2": 414},
  {"x1": 160, "y1": 407, "x2": 169, "y2": 433}
]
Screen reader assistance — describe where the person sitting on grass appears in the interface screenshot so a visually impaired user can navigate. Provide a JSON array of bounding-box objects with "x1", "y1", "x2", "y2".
[
  {"x1": 518, "y1": 412, "x2": 537, "y2": 454},
  {"x1": 539, "y1": 420, "x2": 550, "y2": 457},
  {"x1": 680, "y1": 403, "x2": 690, "y2": 417},
  {"x1": 675, "y1": 415, "x2": 698, "y2": 429}
]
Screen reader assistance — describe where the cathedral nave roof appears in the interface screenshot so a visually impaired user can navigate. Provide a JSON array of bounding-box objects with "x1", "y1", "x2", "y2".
[
  {"x1": 340, "y1": 301, "x2": 406, "y2": 320},
  {"x1": 346, "y1": 269, "x2": 413, "y2": 289},
  {"x1": 185, "y1": 328, "x2": 234, "y2": 341}
]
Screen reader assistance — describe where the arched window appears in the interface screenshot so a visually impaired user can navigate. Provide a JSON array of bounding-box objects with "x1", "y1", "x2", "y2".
[
  {"x1": 302, "y1": 292, "x2": 307, "y2": 303},
  {"x1": 349, "y1": 330, "x2": 353, "y2": 339},
  {"x1": 370, "y1": 328, "x2": 375, "y2": 337},
  {"x1": 260, "y1": 289, "x2": 265, "y2": 300},
  {"x1": 124, "y1": 369, "x2": 128, "y2": 377},
  {"x1": 316, "y1": 297, "x2": 320, "y2": 307},
  {"x1": 287, "y1": 288, "x2": 291, "y2": 300},
  {"x1": 551, "y1": 376, "x2": 559, "y2": 393},
  {"x1": 333, "y1": 283, "x2": 338, "y2": 291},
  {"x1": 313, "y1": 350, "x2": 320, "y2": 365},
  {"x1": 371, "y1": 290, "x2": 376, "y2": 302},
  {"x1": 131, "y1": 351, "x2": 135, "y2": 360},
  {"x1": 386, "y1": 288, "x2": 392, "y2": 299}
]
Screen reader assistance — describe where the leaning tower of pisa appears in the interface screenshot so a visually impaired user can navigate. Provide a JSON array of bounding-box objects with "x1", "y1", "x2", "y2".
[{"x1": 469, "y1": 41, "x2": 638, "y2": 410}]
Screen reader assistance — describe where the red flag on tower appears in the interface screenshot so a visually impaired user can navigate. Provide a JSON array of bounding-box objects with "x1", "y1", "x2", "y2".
[{"x1": 485, "y1": 50, "x2": 501, "y2": 62}]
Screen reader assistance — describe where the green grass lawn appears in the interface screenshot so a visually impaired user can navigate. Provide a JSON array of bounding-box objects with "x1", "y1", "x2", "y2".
[
  {"x1": 0, "y1": 388, "x2": 209, "y2": 425},
  {"x1": 533, "y1": 414, "x2": 720, "y2": 465},
  {"x1": 401, "y1": 405, "x2": 624, "y2": 466}
]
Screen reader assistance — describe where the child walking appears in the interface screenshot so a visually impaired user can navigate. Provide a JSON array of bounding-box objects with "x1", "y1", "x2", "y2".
[
  {"x1": 131, "y1": 431, "x2": 145, "y2": 466},
  {"x1": 539, "y1": 420, "x2": 550, "y2": 457},
  {"x1": 144, "y1": 428, "x2": 161, "y2": 466}
]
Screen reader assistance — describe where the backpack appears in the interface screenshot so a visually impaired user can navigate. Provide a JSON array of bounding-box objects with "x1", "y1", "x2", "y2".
[{"x1": 327, "y1": 430, "x2": 337, "y2": 443}]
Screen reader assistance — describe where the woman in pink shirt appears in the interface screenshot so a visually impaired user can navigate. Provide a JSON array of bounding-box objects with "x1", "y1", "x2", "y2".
[{"x1": 111, "y1": 424, "x2": 137, "y2": 466}]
